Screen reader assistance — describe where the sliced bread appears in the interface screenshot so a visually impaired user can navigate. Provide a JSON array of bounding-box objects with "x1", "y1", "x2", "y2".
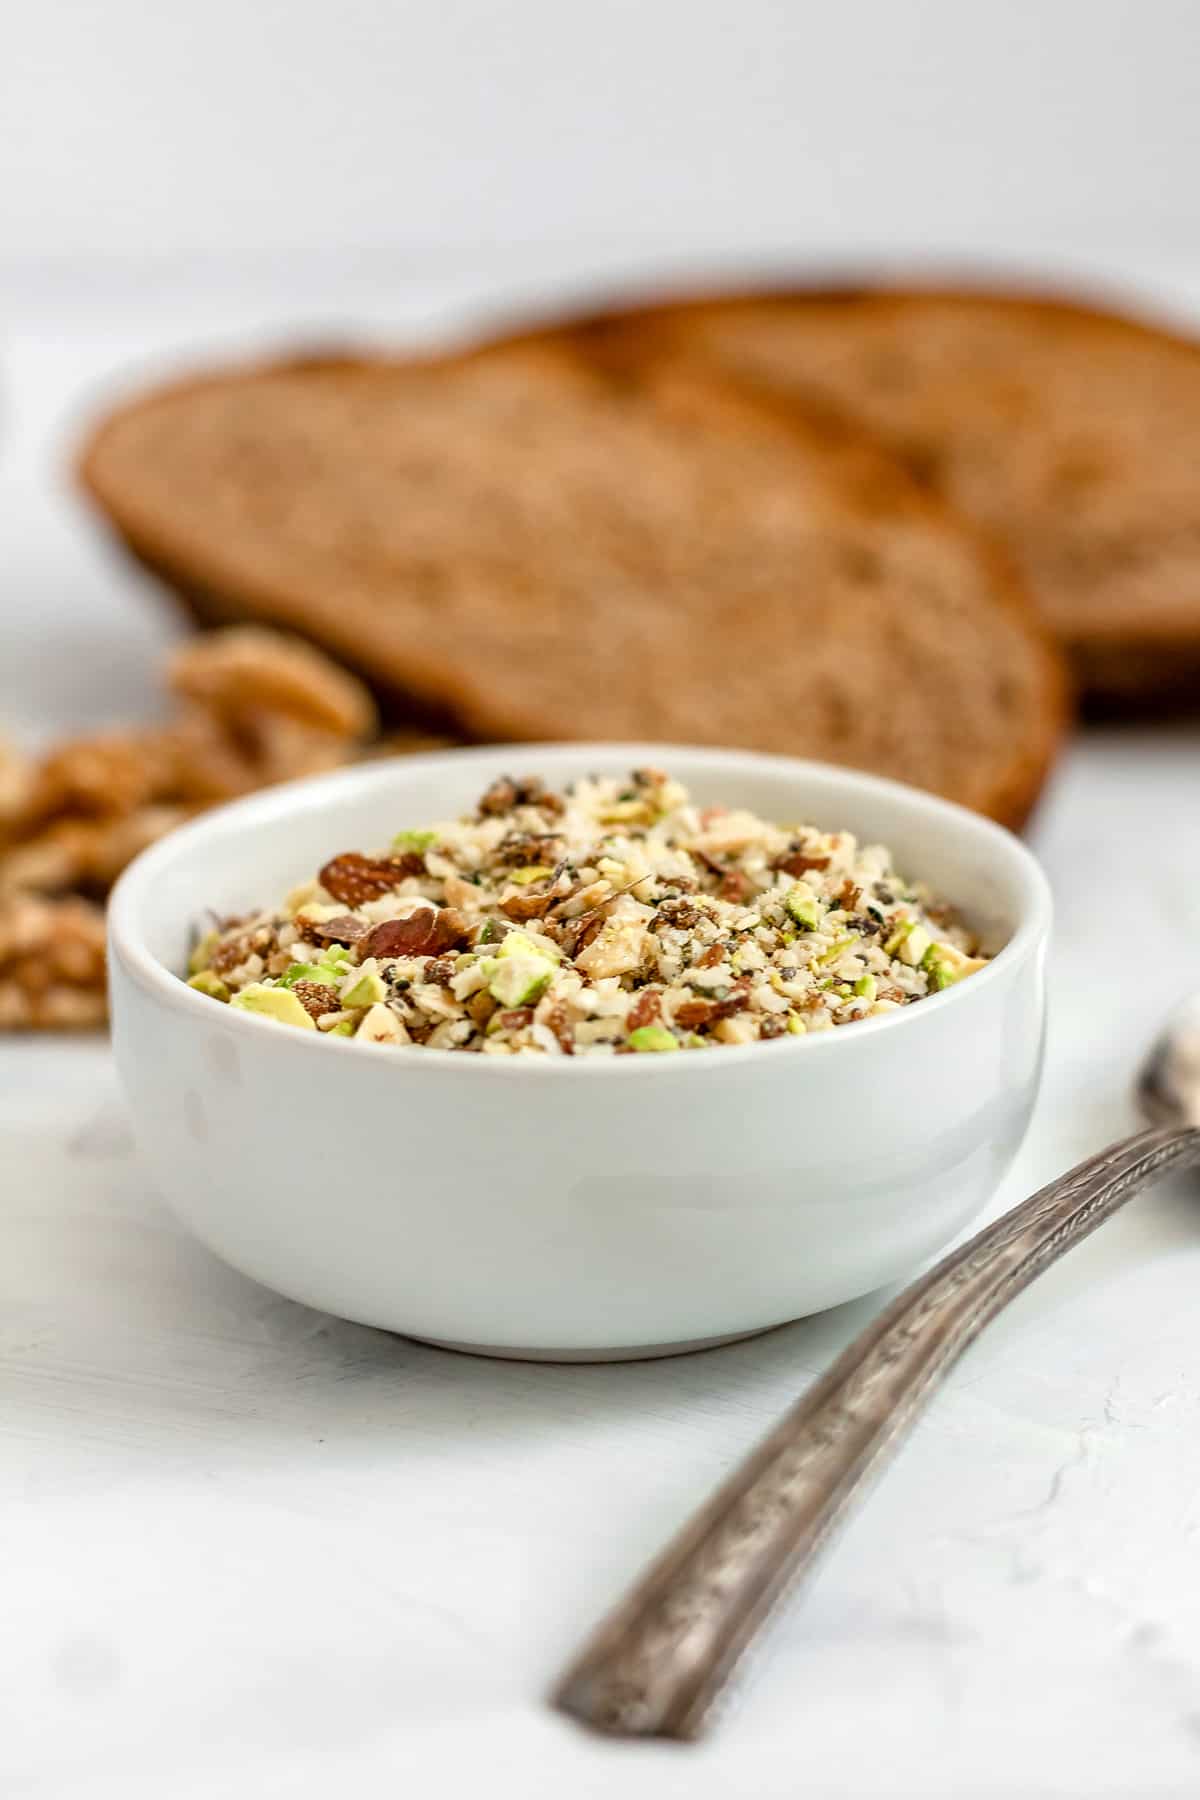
[
  {"x1": 78, "y1": 339, "x2": 1067, "y2": 825},
  {"x1": 560, "y1": 286, "x2": 1200, "y2": 702}
]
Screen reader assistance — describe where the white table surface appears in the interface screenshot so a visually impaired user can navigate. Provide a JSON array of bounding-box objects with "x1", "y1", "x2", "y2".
[{"x1": 4, "y1": 260, "x2": 1200, "y2": 1800}]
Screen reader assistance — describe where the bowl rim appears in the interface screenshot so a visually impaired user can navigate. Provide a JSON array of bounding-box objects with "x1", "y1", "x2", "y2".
[{"x1": 108, "y1": 742, "x2": 1053, "y2": 1081}]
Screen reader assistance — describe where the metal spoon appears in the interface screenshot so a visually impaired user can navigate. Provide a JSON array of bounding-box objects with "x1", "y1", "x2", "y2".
[{"x1": 553, "y1": 1001, "x2": 1200, "y2": 1741}]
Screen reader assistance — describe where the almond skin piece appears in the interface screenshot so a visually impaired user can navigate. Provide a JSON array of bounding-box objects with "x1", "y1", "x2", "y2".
[
  {"x1": 774, "y1": 850, "x2": 830, "y2": 877},
  {"x1": 319, "y1": 851, "x2": 426, "y2": 906},
  {"x1": 674, "y1": 994, "x2": 748, "y2": 1031},
  {"x1": 302, "y1": 913, "x2": 368, "y2": 946},
  {"x1": 360, "y1": 907, "x2": 468, "y2": 961},
  {"x1": 500, "y1": 888, "x2": 557, "y2": 922},
  {"x1": 627, "y1": 988, "x2": 663, "y2": 1031}
]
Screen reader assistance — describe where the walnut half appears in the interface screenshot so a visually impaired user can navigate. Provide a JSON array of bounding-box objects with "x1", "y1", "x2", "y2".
[{"x1": 0, "y1": 894, "x2": 108, "y2": 1029}]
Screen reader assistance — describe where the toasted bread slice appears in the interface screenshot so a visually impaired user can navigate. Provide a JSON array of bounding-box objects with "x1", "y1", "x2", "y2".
[
  {"x1": 559, "y1": 286, "x2": 1200, "y2": 702},
  {"x1": 78, "y1": 340, "x2": 1066, "y2": 825}
]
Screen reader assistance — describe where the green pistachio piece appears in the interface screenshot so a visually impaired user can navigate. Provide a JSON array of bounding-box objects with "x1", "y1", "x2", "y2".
[
  {"x1": 340, "y1": 969, "x2": 387, "y2": 1008},
  {"x1": 896, "y1": 924, "x2": 932, "y2": 967},
  {"x1": 279, "y1": 945, "x2": 352, "y2": 989},
  {"x1": 921, "y1": 940, "x2": 986, "y2": 990},
  {"x1": 187, "y1": 929, "x2": 219, "y2": 975},
  {"x1": 186, "y1": 970, "x2": 229, "y2": 1001},
  {"x1": 278, "y1": 961, "x2": 328, "y2": 988},
  {"x1": 483, "y1": 955, "x2": 554, "y2": 1007},
  {"x1": 784, "y1": 884, "x2": 822, "y2": 930},
  {"x1": 508, "y1": 865, "x2": 554, "y2": 886},
  {"x1": 391, "y1": 829, "x2": 437, "y2": 851},
  {"x1": 229, "y1": 984, "x2": 316, "y2": 1030},
  {"x1": 883, "y1": 918, "x2": 915, "y2": 957},
  {"x1": 628, "y1": 1025, "x2": 679, "y2": 1053},
  {"x1": 495, "y1": 928, "x2": 560, "y2": 963},
  {"x1": 481, "y1": 926, "x2": 560, "y2": 1004},
  {"x1": 854, "y1": 974, "x2": 877, "y2": 1001}
]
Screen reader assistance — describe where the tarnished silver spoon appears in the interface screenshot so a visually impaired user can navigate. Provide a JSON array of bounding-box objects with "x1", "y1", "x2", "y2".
[{"x1": 554, "y1": 1001, "x2": 1200, "y2": 1741}]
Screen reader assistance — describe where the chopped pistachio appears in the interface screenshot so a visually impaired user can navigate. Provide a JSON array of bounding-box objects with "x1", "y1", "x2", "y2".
[
  {"x1": 922, "y1": 939, "x2": 987, "y2": 990},
  {"x1": 785, "y1": 884, "x2": 822, "y2": 930},
  {"x1": 229, "y1": 984, "x2": 315, "y2": 1030},
  {"x1": 187, "y1": 969, "x2": 229, "y2": 1001},
  {"x1": 883, "y1": 918, "x2": 915, "y2": 957},
  {"x1": 279, "y1": 946, "x2": 352, "y2": 989},
  {"x1": 628, "y1": 1025, "x2": 679, "y2": 1053},
  {"x1": 896, "y1": 924, "x2": 932, "y2": 967},
  {"x1": 278, "y1": 961, "x2": 326, "y2": 988},
  {"x1": 340, "y1": 968, "x2": 387, "y2": 1008},
  {"x1": 187, "y1": 929, "x2": 218, "y2": 976},
  {"x1": 495, "y1": 928, "x2": 560, "y2": 964},
  {"x1": 199, "y1": 768, "x2": 988, "y2": 1056},
  {"x1": 484, "y1": 955, "x2": 553, "y2": 1007}
]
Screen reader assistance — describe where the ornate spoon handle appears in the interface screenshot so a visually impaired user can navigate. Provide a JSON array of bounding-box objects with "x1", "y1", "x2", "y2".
[{"x1": 554, "y1": 1124, "x2": 1200, "y2": 1741}]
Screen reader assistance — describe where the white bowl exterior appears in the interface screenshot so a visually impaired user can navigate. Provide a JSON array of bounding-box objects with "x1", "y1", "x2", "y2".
[{"x1": 109, "y1": 746, "x2": 1050, "y2": 1353}]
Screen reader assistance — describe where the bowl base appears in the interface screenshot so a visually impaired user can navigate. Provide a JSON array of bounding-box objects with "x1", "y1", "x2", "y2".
[{"x1": 405, "y1": 1324, "x2": 780, "y2": 1364}]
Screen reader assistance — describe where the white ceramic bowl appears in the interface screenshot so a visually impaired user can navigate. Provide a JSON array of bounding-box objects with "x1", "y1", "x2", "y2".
[{"x1": 108, "y1": 745, "x2": 1051, "y2": 1360}]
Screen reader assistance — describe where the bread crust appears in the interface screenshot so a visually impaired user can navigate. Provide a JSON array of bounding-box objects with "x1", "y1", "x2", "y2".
[
  {"x1": 537, "y1": 280, "x2": 1200, "y2": 705},
  {"x1": 77, "y1": 335, "x2": 1068, "y2": 831}
]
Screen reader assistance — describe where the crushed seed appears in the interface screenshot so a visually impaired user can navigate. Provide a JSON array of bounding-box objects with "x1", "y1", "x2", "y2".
[{"x1": 187, "y1": 770, "x2": 989, "y2": 1055}]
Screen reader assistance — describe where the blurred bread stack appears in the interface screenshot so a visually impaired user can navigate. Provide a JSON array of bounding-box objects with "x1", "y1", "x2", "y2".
[
  {"x1": 77, "y1": 314, "x2": 1076, "y2": 827},
  {"x1": 63, "y1": 286, "x2": 1200, "y2": 856},
  {"x1": 559, "y1": 288, "x2": 1200, "y2": 704},
  {"x1": 18, "y1": 275, "x2": 1200, "y2": 1028},
  {"x1": 83, "y1": 281, "x2": 1200, "y2": 727}
]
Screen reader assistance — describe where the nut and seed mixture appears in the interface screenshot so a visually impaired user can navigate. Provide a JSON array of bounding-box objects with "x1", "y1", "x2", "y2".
[{"x1": 188, "y1": 769, "x2": 988, "y2": 1056}]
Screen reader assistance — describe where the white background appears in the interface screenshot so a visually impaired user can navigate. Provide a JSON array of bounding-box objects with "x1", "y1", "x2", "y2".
[
  {"x1": 6, "y1": 7, "x2": 1200, "y2": 1798},
  {"x1": 6, "y1": 0, "x2": 1200, "y2": 269}
]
